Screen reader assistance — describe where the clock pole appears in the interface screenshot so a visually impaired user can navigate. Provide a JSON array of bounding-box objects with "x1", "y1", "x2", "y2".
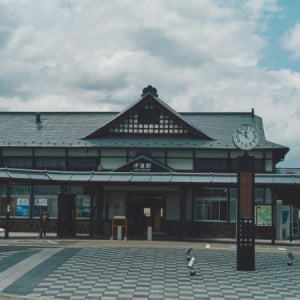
[
  {"x1": 233, "y1": 124, "x2": 258, "y2": 271},
  {"x1": 237, "y1": 151, "x2": 255, "y2": 271}
]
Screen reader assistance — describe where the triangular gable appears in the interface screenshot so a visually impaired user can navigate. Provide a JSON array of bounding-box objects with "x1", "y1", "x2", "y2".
[
  {"x1": 114, "y1": 155, "x2": 173, "y2": 172},
  {"x1": 84, "y1": 86, "x2": 212, "y2": 139}
]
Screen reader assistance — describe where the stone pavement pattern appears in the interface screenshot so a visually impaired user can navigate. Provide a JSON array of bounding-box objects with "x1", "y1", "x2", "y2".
[{"x1": 0, "y1": 243, "x2": 300, "y2": 299}]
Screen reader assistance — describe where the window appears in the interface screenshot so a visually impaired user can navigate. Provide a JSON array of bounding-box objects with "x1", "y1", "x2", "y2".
[
  {"x1": 1, "y1": 157, "x2": 33, "y2": 168},
  {"x1": 66, "y1": 186, "x2": 91, "y2": 218},
  {"x1": 36, "y1": 158, "x2": 65, "y2": 170},
  {"x1": 68, "y1": 158, "x2": 97, "y2": 171},
  {"x1": 109, "y1": 107, "x2": 189, "y2": 135},
  {"x1": 0, "y1": 185, "x2": 7, "y2": 217},
  {"x1": 138, "y1": 108, "x2": 160, "y2": 124},
  {"x1": 194, "y1": 158, "x2": 228, "y2": 172},
  {"x1": 229, "y1": 159, "x2": 238, "y2": 172},
  {"x1": 230, "y1": 158, "x2": 265, "y2": 172},
  {"x1": 254, "y1": 159, "x2": 264, "y2": 172},
  {"x1": 34, "y1": 197, "x2": 58, "y2": 218},
  {"x1": 195, "y1": 188, "x2": 228, "y2": 222},
  {"x1": 75, "y1": 195, "x2": 91, "y2": 218},
  {"x1": 34, "y1": 185, "x2": 60, "y2": 218},
  {"x1": 255, "y1": 188, "x2": 264, "y2": 204},
  {"x1": 230, "y1": 188, "x2": 237, "y2": 223},
  {"x1": 34, "y1": 198, "x2": 48, "y2": 217},
  {"x1": 7, "y1": 185, "x2": 31, "y2": 217},
  {"x1": 144, "y1": 207, "x2": 151, "y2": 217}
]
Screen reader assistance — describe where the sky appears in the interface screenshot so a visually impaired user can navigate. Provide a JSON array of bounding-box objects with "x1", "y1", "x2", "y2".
[{"x1": 0, "y1": 0, "x2": 300, "y2": 167}]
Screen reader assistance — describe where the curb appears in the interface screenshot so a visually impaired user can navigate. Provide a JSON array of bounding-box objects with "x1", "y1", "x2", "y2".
[{"x1": 0, "y1": 293, "x2": 62, "y2": 300}]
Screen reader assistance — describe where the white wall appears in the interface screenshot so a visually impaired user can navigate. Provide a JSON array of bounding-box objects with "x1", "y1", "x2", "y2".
[{"x1": 167, "y1": 158, "x2": 193, "y2": 170}]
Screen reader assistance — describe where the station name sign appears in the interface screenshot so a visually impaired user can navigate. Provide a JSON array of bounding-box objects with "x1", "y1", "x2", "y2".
[{"x1": 133, "y1": 162, "x2": 152, "y2": 172}]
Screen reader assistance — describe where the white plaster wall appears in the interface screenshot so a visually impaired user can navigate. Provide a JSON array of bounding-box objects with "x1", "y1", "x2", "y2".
[
  {"x1": 167, "y1": 158, "x2": 193, "y2": 170},
  {"x1": 101, "y1": 157, "x2": 127, "y2": 169}
]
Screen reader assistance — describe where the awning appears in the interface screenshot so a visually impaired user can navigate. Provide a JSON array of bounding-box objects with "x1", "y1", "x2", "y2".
[{"x1": 0, "y1": 168, "x2": 299, "y2": 186}]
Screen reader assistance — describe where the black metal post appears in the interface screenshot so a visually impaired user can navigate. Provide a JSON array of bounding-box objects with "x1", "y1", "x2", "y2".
[
  {"x1": 180, "y1": 187, "x2": 186, "y2": 241},
  {"x1": 4, "y1": 207, "x2": 10, "y2": 239},
  {"x1": 271, "y1": 189, "x2": 276, "y2": 245},
  {"x1": 89, "y1": 195, "x2": 95, "y2": 238},
  {"x1": 5, "y1": 184, "x2": 11, "y2": 239},
  {"x1": 39, "y1": 208, "x2": 43, "y2": 238},
  {"x1": 43, "y1": 219, "x2": 46, "y2": 237}
]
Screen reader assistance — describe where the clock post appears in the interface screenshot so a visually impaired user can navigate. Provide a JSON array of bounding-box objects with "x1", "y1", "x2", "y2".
[
  {"x1": 237, "y1": 152, "x2": 255, "y2": 271},
  {"x1": 233, "y1": 124, "x2": 259, "y2": 271}
]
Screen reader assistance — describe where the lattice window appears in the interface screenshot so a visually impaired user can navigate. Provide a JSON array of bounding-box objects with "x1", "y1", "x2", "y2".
[{"x1": 109, "y1": 106, "x2": 189, "y2": 135}]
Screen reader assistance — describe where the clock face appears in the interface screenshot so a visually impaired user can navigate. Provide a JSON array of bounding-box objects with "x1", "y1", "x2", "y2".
[{"x1": 233, "y1": 124, "x2": 259, "y2": 150}]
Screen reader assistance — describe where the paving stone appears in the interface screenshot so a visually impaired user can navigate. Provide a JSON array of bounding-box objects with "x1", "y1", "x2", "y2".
[{"x1": 0, "y1": 245, "x2": 300, "y2": 299}]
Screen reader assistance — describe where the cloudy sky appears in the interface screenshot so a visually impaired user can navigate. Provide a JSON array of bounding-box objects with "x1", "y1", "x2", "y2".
[{"x1": 0, "y1": 0, "x2": 300, "y2": 167}]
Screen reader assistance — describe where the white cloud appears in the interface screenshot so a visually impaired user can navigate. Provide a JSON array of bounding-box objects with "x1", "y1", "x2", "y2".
[
  {"x1": 0, "y1": 0, "x2": 300, "y2": 166},
  {"x1": 244, "y1": 0, "x2": 279, "y2": 18},
  {"x1": 282, "y1": 21, "x2": 300, "y2": 59}
]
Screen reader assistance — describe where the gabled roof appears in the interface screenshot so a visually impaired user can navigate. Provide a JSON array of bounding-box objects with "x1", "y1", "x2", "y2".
[
  {"x1": 0, "y1": 111, "x2": 288, "y2": 151},
  {"x1": 113, "y1": 155, "x2": 174, "y2": 172},
  {"x1": 84, "y1": 85, "x2": 212, "y2": 140},
  {"x1": 0, "y1": 86, "x2": 290, "y2": 164}
]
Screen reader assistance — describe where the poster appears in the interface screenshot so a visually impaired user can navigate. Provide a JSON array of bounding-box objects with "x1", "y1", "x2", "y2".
[
  {"x1": 34, "y1": 198, "x2": 48, "y2": 217},
  {"x1": 256, "y1": 205, "x2": 272, "y2": 226},
  {"x1": 16, "y1": 197, "x2": 29, "y2": 217},
  {"x1": 82, "y1": 197, "x2": 90, "y2": 217}
]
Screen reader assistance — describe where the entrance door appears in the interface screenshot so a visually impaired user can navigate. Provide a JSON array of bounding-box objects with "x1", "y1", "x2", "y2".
[
  {"x1": 127, "y1": 193, "x2": 165, "y2": 236},
  {"x1": 57, "y1": 193, "x2": 76, "y2": 237}
]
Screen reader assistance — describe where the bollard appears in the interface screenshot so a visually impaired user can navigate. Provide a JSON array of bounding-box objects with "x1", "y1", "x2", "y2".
[
  {"x1": 147, "y1": 226, "x2": 152, "y2": 241},
  {"x1": 188, "y1": 256, "x2": 196, "y2": 276},
  {"x1": 0, "y1": 228, "x2": 5, "y2": 239},
  {"x1": 287, "y1": 252, "x2": 294, "y2": 266},
  {"x1": 117, "y1": 225, "x2": 122, "y2": 240},
  {"x1": 186, "y1": 247, "x2": 192, "y2": 261}
]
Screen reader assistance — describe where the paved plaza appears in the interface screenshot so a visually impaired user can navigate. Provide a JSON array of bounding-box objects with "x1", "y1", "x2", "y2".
[{"x1": 0, "y1": 238, "x2": 300, "y2": 299}]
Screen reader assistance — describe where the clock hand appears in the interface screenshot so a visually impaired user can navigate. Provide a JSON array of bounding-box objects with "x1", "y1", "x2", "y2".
[{"x1": 237, "y1": 130, "x2": 247, "y2": 139}]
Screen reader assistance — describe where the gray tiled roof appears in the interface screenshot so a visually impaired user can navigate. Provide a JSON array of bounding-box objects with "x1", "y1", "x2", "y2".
[{"x1": 0, "y1": 111, "x2": 288, "y2": 152}]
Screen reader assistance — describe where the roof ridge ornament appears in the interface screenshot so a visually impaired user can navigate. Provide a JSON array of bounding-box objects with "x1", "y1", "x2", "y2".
[{"x1": 142, "y1": 85, "x2": 158, "y2": 97}]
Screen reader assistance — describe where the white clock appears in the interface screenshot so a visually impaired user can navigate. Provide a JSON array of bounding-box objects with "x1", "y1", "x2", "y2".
[{"x1": 233, "y1": 124, "x2": 259, "y2": 150}]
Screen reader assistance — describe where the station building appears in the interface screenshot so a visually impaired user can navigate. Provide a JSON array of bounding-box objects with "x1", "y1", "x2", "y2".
[{"x1": 0, "y1": 85, "x2": 299, "y2": 241}]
